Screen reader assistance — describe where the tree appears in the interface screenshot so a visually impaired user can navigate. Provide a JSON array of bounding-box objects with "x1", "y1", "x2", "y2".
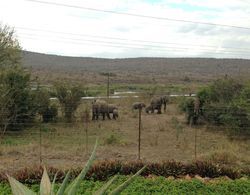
[
  {"x1": 34, "y1": 89, "x2": 58, "y2": 123},
  {"x1": 0, "y1": 67, "x2": 37, "y2": 131},
  {"x1": 0, "y1": 24, "x2": 21, "y2": 68},
  {"x1": 184, "y1": 77, "x2": 250, "y2": 134},
  {"x1": 0, "y1": 24, "x2": 39, "y2": 133},
  {"x1": 55, "y1": 83, "x2": 86, "y2": 122}
]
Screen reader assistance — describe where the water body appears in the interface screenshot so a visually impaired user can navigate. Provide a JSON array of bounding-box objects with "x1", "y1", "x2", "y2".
[{"x1": 49, "y1": 91, "x2": 196, "y2": 101}]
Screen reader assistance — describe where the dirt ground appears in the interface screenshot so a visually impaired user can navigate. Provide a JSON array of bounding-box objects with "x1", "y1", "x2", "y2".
[{"x1": 0, "y1": 97, "x2": 250, "y2": 173}]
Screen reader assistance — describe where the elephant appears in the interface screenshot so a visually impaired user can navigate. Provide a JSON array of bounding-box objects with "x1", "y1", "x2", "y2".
[
  {"x1": 161, "y1": 95, "x2": 169, "y2": 112},
  {"x1": 145, "y1": 105, "x2": 153, "y2": 113},
  {"x1": 132, "y1": 102, "x2": 146, "y2": 110},
  {"x1": 113, "y1": 109, "x2": 119, "y2": 120},
  {"x1": 106, "y1": 104, "x2": 119, "y2": 120},
  {"x1": 92, "y1": 99, "x2": 109, "y2": 120},
  {"x1": 92, "y1": 100, "x2": 118, "y2": 120},
  {"x1": 148, "y1": 95, "x2": 169, "y2": 114}
]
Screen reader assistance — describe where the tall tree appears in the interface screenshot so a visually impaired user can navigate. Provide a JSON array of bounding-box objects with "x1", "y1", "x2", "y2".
[
  {"x1": 0, "y1": 24, "x2": 21, "y2": 68},
  {"x1": 0, "y1": 24, "x2": 38, "y2": 133}
]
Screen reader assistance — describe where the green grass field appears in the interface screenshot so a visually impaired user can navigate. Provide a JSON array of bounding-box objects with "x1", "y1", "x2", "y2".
[{"x1": 1, "y1": 176, "x2": 250, "y2": 195}]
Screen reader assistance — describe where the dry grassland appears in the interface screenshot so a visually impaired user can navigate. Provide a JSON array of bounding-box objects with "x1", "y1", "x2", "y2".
[{"x1": 0, "y1": 96, "x2": 249, "y2": 173}]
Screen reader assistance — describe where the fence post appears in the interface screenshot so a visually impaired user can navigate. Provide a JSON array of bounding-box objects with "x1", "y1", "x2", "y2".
[
  {"x1": 39, "y1": 124, "x2": 42, "y2": 166},
  {"x1": 107, "y1": 72, "x2": 110, "y2": 99},
  {"x1": 194, "y1": 127, "x2": 197, "y2": 160},
  {"x1": 138, "y1": 108, "x2": 142, "y2": 160},
  {"x1": 83, "y1": 108, "x2": 90, "y2": 155}
]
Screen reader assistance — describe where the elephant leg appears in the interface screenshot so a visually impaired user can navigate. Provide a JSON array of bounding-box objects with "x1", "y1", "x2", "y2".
[
  {"x1": 157, "y1": 106, "x2": 162, "y2": 114},
  {"x1": 92, "y1": 112, "x2": 95, "y2": 120},
  {"x1": 102, "y1": 113, "x2": 105, "y2": 120},
  {"x1": 107, "y1": 112, "x2": 111, "y2": 119},
  {"x1": 163, "y1": 103, "x2": 166, "y2": 112}
]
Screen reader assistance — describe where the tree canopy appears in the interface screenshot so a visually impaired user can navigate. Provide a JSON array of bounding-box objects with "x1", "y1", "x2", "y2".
[{"x1": 0, "y1": 24, "x2": 21, "y2": 68}]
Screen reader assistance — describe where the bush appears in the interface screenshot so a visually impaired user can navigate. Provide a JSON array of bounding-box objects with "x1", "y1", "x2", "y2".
[
  {"x1": 104, "y1": 134, "x2": 120, "y2": 145},
  {"x1": 0, "y1": 67, "x2": 38, "y2": 131},
  {"x1": 55, "y1": 83, "x2": 86, "y2": 122},
  {"x1": 1, "y1": 160, "x2": 247, "y2": 184},
  {"x1": 179, "y1": 78, "x2": 250, "y2": 134}
]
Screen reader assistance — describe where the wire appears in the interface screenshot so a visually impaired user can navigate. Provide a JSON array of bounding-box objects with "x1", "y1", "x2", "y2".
[
  {"x1": 16, "y1": 26, "x2": 250, "y2": 52},
  {"x1": 18, "y1": 33, "x2": 250, "y2": 57},
  {"x1": 23, "y1": 0, "x2": 250, "y2": 30}
]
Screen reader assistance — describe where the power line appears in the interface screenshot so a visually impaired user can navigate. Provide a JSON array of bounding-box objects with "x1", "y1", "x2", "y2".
[
  {"x1": 20, "y1": 33, "x2": 249, "y2": 54},
  {"x1": 24, "y1": 0, "x2": 250, "y2": 30},
  {"x1": 16, "y1": 26, "x2": 250, "y2": 52},
  {"x1": 19, "y1": 34, "x2": 248, "y2": 57}
]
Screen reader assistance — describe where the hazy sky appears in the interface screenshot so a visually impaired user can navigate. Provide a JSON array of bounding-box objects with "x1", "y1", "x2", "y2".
[{"x1": 1, "y1": 0, "x2": 250, "y2": 58}]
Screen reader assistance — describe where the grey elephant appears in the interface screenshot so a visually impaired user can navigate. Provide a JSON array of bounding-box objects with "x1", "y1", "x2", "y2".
[
  {"x1": 113, "y1": 109, "x2": 119, "y2": 120},
  {"x1": 106, "y1": 104, "x2": 119, "y2": 120},
  {"x1": 132, "y1": 102, "x2": 146, "y2": 110},
  {"x1": 161, "y1": 95, "x2": 169, "y2": 112},
  {"x1": 148, "y1": 95, "x2": 169, "y2": 114},
  {"x1": 92, "y1": 99, "x2": 109, "y2": 120},
  {"x1": 145, "y1": 105, "x2": 153, "y2": 113},
  {"x1": 92, "y1": 100, "x2": 118, "y2": 120}
]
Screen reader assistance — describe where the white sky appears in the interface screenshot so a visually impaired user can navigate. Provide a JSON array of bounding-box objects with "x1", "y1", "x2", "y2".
[{"x1": 1, "y1": 0, "x2": 250, "y2": 58}]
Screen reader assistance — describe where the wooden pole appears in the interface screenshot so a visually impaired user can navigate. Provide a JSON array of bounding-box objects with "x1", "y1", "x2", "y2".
[
  {"x1": 85, "y1": 120, "x2": 88, "y2": 154},
  {"x1": 83, "y1": 108, "x2": 90, "y2": 155},
  {"x1": 194, "y1": 127, "x2": 197, "y2": 160},
  {"x1": 138, "y1": 108, "x2": 142, "y2": 160},
  {"x1": 39, "y1": 125, "x2": 42, "y2": 166},
  {"x1": 107, "y1": 72, "x2": 110, "y2": 99}
]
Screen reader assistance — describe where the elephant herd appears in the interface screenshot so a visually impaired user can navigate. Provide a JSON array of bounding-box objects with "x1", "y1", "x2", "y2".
[{"x1": 92, "y1": 95, "x2": 169, "y2": 121}]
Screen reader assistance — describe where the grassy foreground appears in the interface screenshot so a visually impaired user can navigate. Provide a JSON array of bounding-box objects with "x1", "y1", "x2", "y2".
[{"x1": 1, "y1": 176, "x2": 250, "y2": 195}]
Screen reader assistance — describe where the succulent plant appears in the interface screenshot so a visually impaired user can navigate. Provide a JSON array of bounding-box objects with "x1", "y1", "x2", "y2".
[{"x1": 7, "y1": 139, "x2": 146, "y2": 195}]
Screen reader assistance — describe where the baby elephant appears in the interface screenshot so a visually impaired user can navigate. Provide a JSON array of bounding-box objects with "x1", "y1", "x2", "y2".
[
  {"x1": 113, "y1": 109, "x2": 119, "y2": 120},
  {"x1": 145, "y1": 105, "x2": 153, "y2": 113},
  {"x1": 107, "y1": 104, "x2": 119, "y2": 120},
  {"x1": 132, "y1": 102, "x2": 146, "y2": 110}
]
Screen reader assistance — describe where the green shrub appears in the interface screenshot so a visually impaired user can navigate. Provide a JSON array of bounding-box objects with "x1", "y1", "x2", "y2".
[
  {"x1": 178, "y1": 78, "x2": 250, "y2": 134},
  {"x1": 55, "y1": 83, "x2": 87, "y2": 123},
  {"x1": 104, "y1": 134, "x2": 120, "y2": 145},
  {"x1": 1, "y1": 176, "x2": 250, "y2": 195}
]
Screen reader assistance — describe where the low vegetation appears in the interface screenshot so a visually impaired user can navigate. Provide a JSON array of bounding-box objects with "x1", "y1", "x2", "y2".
[
  {"x1": 1, "y1": 176, "x2": 250, "y2": 195},
  {"x1": 1, "y1": 160, "x2": 249, "y2": 184},
  {"x1": 180, "y1": 77, "x2": 250, "y2": 135}
]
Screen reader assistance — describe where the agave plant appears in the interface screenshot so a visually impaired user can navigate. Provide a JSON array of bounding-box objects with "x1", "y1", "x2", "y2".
[{"x1": 7, "y1": 139, "x2": 146, "y2": 195}]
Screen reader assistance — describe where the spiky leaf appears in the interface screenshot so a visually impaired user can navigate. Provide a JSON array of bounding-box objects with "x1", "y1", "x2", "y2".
[
  {"x1": 109, "y1": 165, "x2": 147, "y2": 195},
  {"x1": 50, "y1": 172, "x2": 58, "y2": 195},
  {"x1": 56, "y1": 171, "x2": 71, "y2": 195},
  {"x1": 65, "y1": 139, "x2": 98, "y2": 194},
  {"x1": 7, "y1": 175, "x2": 36, "y2": 195},
  {"x1": 93, "y1": 175, "x2": 118, "y2": 195},
  {"x1": 40, "y1": 167, "x2": 51, "y2": 195}
]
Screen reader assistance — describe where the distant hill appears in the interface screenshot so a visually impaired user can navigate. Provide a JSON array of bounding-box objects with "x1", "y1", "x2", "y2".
[{"x1": 21, "y1": 51, "x2": 250, "y2": 84}]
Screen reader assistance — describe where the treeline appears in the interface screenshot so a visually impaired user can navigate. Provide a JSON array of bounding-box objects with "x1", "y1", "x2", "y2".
[{"x1": 180, "y1": 77, "x2": 250, "y2": 135}]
